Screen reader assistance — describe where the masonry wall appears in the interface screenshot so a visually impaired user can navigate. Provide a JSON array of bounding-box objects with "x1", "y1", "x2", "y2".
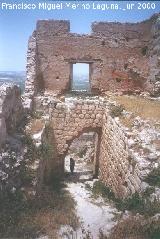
[
  {"x1": 37, "y1": 124, "x2": 64, "y2": 186},
  {"x1": 35, "y1": 21, "x2": 150, "y2": 93},
  {"x1": 34, "y1": 96, "x2": 143, "y2": 198},
  {"x1": 49, "y1": 97, "x2": 104, "y2": 154},
  {"x1": 25, "y1": 14, "x2": 160, "y2": 97},
  {"x1": 99, "y1": 113, "x2": 141, "y2": 198}
]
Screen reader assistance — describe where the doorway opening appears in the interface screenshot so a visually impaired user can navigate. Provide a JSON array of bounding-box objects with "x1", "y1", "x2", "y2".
[
  {"x1": 71, "y1": 63, "x2": 91, "y2": 92},
  {"x1": 64, "y1": 131, "x2": 99, "y2": 182}
]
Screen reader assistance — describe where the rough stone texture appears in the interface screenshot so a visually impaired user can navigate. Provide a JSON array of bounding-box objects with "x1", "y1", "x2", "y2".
[
  {"x1": 0, "y1": 84, "x2": 23, "y2": 147},
  {"x1": 25, "y1": 14, "x2": 160, "y2": 101},
  {"x1": 23, "y1": 31, "x2": 38, "y2": 110},
  {"x1": 2, "y1": 14, "x2": 158, "y2": 200},
  {"x1": 33, "y1": 94, "x2": 159, "y2": 198},
  {"x1": 49, "y1": 97, "x2": 104, "y2": 154},
  {"x1": 0, "y1": 118, "x2": 6, "y2": 147},
  {"x1": 99, "y1": 114, "x2": 139, "y2": 198},
  {"x1": 0, "y1": 135, "x2": 25, "y2": 193},
  {"x1": 37, "y1": 124, "x2": 64, "y2": 186},
  {"x1": 148, "y1": 16, "x2": 160, "y2": 95},
  {"x1": 1, "y1": 83, "x2": 158, "y2": 198}
]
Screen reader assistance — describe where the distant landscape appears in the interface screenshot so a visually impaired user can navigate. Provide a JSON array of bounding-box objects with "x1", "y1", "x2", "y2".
[
  {"x1": 0, "y1": 72, "x2": 90, "y2": 93},
  {"x1": 0, "y1": 71, "x2": 26, "y2": 92},
  {"x1": 72, "y1": 74, "x2": 90, "y2": 91}
]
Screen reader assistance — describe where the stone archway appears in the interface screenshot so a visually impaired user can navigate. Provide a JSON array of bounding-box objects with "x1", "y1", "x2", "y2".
[{"x1": 38, "y1": 97, "x2": 143, "y2": 199}]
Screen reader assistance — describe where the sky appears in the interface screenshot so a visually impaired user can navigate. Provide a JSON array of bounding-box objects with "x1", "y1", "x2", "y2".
[
  {"x1": 0, "y1": 0, "x2": 160, "y2": 71},
  {"x1": 73, "y1": 63, "x2": 89, "y2": 76}
]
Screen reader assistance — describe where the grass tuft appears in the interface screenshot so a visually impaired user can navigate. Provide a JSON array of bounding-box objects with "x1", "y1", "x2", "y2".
[
  {"x1": 0, "y1": 182, "x2": 79, "y2": 238},
  {"x1": 145, "y1": 166, "x2": 160, "y2": 187},
  {"x1": 110, "y1": 105, "x2": 124, "y2": 118}
]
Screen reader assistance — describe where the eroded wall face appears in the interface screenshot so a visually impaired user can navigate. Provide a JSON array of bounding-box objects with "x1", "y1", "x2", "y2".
[
  {"x1": 49, "y1": 98, "x2": 104, "y2": 154},
  {"x1": 99, "y1": 114, "x2": 141, "y2": 198},
  {"x1": 28, "y1": 16, "x2": 160, "y2": 94}
]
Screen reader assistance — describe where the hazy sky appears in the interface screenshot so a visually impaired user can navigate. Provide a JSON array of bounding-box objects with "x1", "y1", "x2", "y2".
[
  {"x1": 73, "y1": 63, "x2": 89, "y2": 76},
  {"x1": 0, "y1": 0, "x2": 160, "y2": 71}
]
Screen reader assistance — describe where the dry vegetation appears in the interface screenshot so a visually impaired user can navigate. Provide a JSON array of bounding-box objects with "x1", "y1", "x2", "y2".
[
  {"x1": 27, "y1": 118, "x2": 44, "y2": 134},
  {"x1": 105, "y1": 215, "x2": 160, "y2": 239},
  {"x1": 110, "y1": 95, "x2": 160, "y2": 122},
  {"x1": 0, "y1": 181, "x2": 79, "y2": 239}
]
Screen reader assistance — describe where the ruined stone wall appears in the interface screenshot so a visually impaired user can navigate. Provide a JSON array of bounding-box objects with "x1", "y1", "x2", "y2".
[
  {"x1": 24, "y1": 31, "x2": 38, "y2": 110},
  {"x1": 34, "y1": 95, "x2": 144, "y2": 198},
  {"x1": 25, "y1": 14, "x2": 160, "y2": 98},
  {"x1": 35, "y1": 20, "x2": 150, "y2": 93},
  {"x1": 49, "y1": 97, "x2": 104, "y2": 154},
  {"x1": 99, "y1": 114, "x2": 141, "y2": 198},
  {"x1": 50, "y1": 98, "x2": 142, "y2": 198},
  {"x1": 0, "y1": 84, "x2": 23, "y2": 146},
  {"x1": 92, "y1": 18, "x2": 153, "y2": 39},
  {"x1": 37, "y1": 124, "x2": 63, "y2": 186}
]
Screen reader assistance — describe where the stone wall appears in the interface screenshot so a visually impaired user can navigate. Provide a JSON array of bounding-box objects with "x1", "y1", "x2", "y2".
[
  {"x1": 0, "y1": 84, "x2": 23, "y2": 147},
  {"x1": 34, "y1": 95, "x2": 146, "y2": 198},
  {"x1": 37, "y1": 124, "x2": 64, "y2": 186},
  {"x1": 25, "y1": 14, "x2": 160, "y2": 98},
  {"x1": 24, "y1": 31, "x2": 38, "y2": 110},
  {"x1": 24, "y1": 14, "x2": 160, "y2": 197},
  {"x1": 49, "y1": 97, "x2": 104, "y2": 154},
  {"x1": 99, "y1": 114, "x2": 141, "y2": 198}
]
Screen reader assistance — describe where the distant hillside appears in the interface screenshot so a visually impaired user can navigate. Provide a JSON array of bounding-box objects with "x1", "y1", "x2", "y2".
[
  {"x1": 0, "y1": 72, "x2": 91, "y2": 92},
  {"x1": 0, "y1": 71, "x2": 26, "y2": 92},
  {"x1": 72, "y1": 74, "x2": 90, "y2": 91}
]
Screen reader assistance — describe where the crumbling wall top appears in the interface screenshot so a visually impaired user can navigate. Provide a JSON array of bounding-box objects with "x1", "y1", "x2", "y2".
[
  {"x1": 91, "y1": 19, "x2": 154, "y2": 39},
  {"x1": 25, "y1": 14, "x2": 160, "y2": 97},
  {"x1": 36, "y1": 20, "x2": 70, "y2": 35},
  {"x1": 36, "y1": 16, "x2": 156, "y2": 38}
]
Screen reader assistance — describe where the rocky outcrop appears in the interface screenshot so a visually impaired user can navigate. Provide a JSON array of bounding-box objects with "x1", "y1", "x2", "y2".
[
  {"x1": 148, "y1": 15, "x2": 160, "y2": 96},
  {"x1": 0, "y1": 83, "x2": 24, "y2": 147}
]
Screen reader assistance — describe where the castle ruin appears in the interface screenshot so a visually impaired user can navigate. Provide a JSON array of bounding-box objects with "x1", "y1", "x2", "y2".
[
  {"x1": 25, "y1": 14, "x2": 160, "y2": 102},
  {"x1": 0, "y1": 14, "x2": 159, "y2": 200}
]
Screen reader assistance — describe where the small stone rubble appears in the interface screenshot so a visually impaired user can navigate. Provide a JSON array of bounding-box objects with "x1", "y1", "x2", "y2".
[{"x1": 0, "y1": 133, "x2": 28, "y2": 193}]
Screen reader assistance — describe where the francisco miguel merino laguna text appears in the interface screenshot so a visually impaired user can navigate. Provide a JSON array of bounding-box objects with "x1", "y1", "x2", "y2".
[{"x1": 1, "y1": 2, "x2": 155, "y2": 11}]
